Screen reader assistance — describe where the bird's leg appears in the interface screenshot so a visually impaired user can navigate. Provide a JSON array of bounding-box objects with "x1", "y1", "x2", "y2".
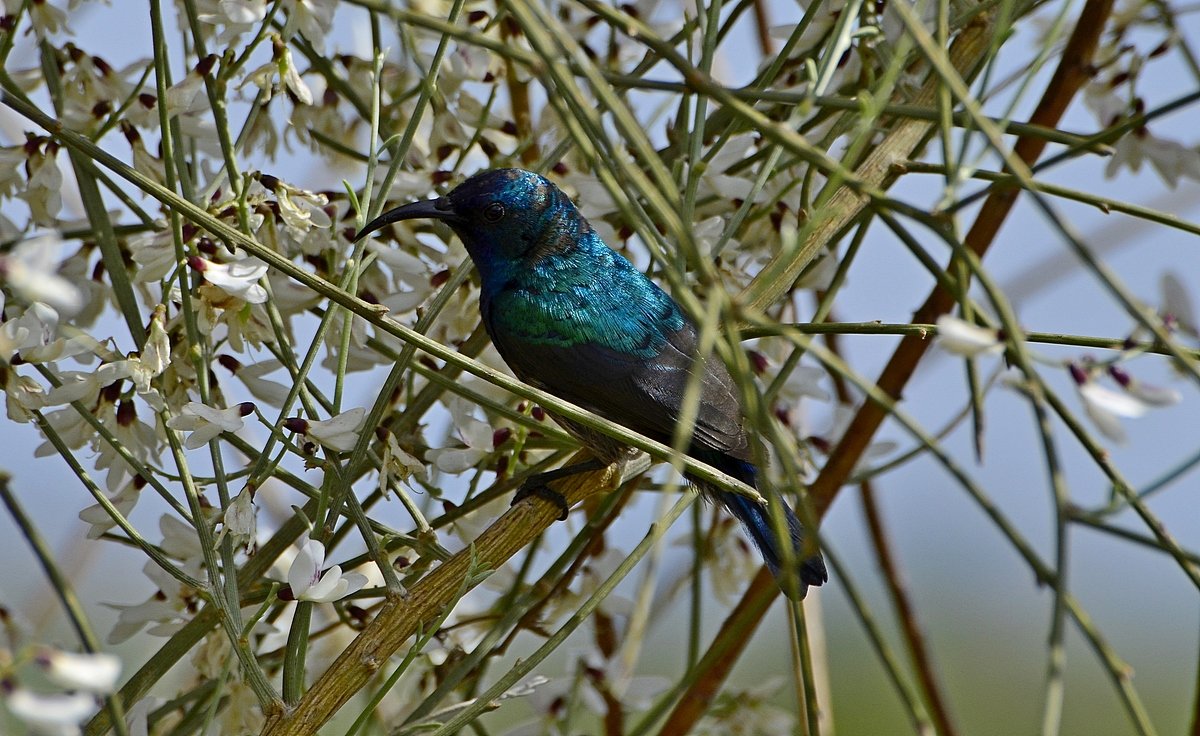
[{"x1": 511, "y1": 458, "x2": 606, "y2": 520}]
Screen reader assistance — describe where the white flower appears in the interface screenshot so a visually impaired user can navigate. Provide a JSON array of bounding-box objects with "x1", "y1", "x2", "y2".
[
  {"x1": 279, "y1": 0, "x2": 336, "y2": 53},
  {"x1": 217, "y1": 681, "x2": 264, "y2": 734},
  {"x1": 243, "y1": 41, "x2": 315, "y2": 105},
  {"x1": 0, "y1": 235, "x2": 82, "y2": 314},
  {"x1": 1108, "y1": 365, "x2": 1181, "y2": 407},
  {"x1": 380, "y1": 432, "x2": 427, "y2": 496},
  {"x1": 5, "y1": 370, "x2": 46, "y2": 422},
  {"x1": 1070, "y1": 363, "x2": 1148, "y2": 444},
  {"x1": 0, "y1": 145, "x2": 24, "y2": 197},
  {"x1": 16, "y1": 333, "x2": 104, "y2": 365},
  {"x1": 287, "y1": 535, "x2": 368, "y2": 603},
  {"x1": 196, "y1": 0, "x2": 267, "y2": 41},
  {"x1": 811, "y1": 404, "x2": 898, "y2": 472},
  {"x1": 320, "y1": 314, "x2": 380, "y2": 373},
  {"x1": 1083, "y1": 79, "x2": 1126, "y2": 128},
  {"x1": 1160, "y1": 272, "x2": 1197, "y2": 338},
  {"x1": 267, "y1": 270, "x2": 321, "y2": 315},
  {"x1": 6, "y1": 688, "x2": 97, "y2": 735},
  {"x1": 0, "y1": 302, "x2": 61, "y2": 361},
  {"x1": 105, "y1": 562, "x2": 195, "y2": 643},
  {"x1": 165, "y1": 71, "x2": 208, "y2": 117},
  {"x1": 21, "y1": 148, "x2": 64, "y2": 226},
  {"x1": 46, "y1": 358, "x2": 165, "y2": 414},
  {"x1": 43, "y1": 370, "x2": 102, "y2": 407},
  {"x1": 280, "y1": 45, "x2": 313, "y2": 105},
  {"x1": 34, "y1": 407, "x2": 93, "y2": 453},
  {"x1": 275, "y1": 184, "x2": 330, "y2": 232},
  {"x1": 217, "y1": 486, "x2": 257, "y2": 552},
  {"x1": 306, "y1": 407, "x2": 367, "y2": 452},
  {"x1": 158, "y1": 514, "x2": 206, "y2": 565},
  {"x1": 696, "y1": 134, "x2": 758, "y2": 202},
  {"x1": 935, "y1": 315, "x2": 1005, "y2": 357},
  {"x1": 96, "y1": 398, "x2": 158, "y2": 492},
  {"x1": 794, "y1": 246, "x2": 838, "y2": 291},
  {"x1": 167, "y1": 401, "x2": 254, "y2": 449},
  {"x1": 443, "y1": 43, "x2": 492, "y2": 91},
  {"x1": 366, "y1": 239, "x2": 436, "y2": 314},
  {"x1": 1105, "y1": 128, "x2": 1200, "y2": 187},
  {"x1": 769, "y1": 11, "x2": 840, "y2": 52},
  {"x1": 126, "y1": 127, "x2": 166, "y2": 185},
  {"x1": 189, "y1": 256, "x2": 270, "y2": 304},
  {"x1": 694, "y1": 216, "x2": 731, "y2": 259},
  {"x1": 219, "y1": 355, "x2": 290, "y2": 406},
  {"x1": 285, "y1": 407, "x2": 367, "y2": 453},
  {"x1": 693, "y1": 677, "x2": 795, "y2": 736},
  {"x1": 427, "y1": 399, "x2": 495, "y2": 473},
  {"x1": 141, "y1": 305, "x2": 172, "y2": 377},
  {"x1": 122, "y1": 695, "x2": 164, "y2": 736},
  {"x1": 29, "y1": 0, "x2": 70, "y2": 37},
  {"x1": 35, "y1": 649, "x2": 122, "y2": 694},
  {"x1": 106, "y1": 594, "x2": 186, "y2": 643},
  {"x1": 78, "y1": 481, "x2": 141, "y2": 539},
  {"x1": 129, "y1": 229, "x2": 178, "y2": 283},
  {"x1": 676, "y1": 512, "x2": 761, "y2": 605}
]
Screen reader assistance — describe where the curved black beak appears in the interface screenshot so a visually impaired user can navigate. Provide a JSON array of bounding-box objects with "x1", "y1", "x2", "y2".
[{"x1": 353, "y1": 197, "x2": 461, "y2": 242}]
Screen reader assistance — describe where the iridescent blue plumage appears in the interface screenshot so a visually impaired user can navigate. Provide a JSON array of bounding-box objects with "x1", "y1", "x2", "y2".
[{"x1": 357, "y1": 168, "x2": 827, "y2": 599}]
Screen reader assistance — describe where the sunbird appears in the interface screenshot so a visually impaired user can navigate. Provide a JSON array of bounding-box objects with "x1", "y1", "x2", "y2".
[{"x1": 356, "y1": 168, "x2": 827, "y2": 599}]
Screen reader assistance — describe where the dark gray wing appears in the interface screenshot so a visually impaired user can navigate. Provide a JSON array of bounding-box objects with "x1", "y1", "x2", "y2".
[{"x1": 488, "y1": 318, "x2": 752, "y2": 459}]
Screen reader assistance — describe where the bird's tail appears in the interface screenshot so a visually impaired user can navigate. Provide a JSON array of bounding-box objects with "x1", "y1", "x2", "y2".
[{"x1": 693, "y1": 451, "x2": 828, "y2": 600}]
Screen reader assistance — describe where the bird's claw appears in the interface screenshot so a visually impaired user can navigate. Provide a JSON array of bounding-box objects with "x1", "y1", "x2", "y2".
[{"x1": 512, "y1": 483, "x2": 570, "y2": 521}]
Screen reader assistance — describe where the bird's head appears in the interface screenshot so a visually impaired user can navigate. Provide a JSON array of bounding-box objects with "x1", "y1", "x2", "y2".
[{"x1": 355, "y1": 168, "x2": 575, "y2": 266}]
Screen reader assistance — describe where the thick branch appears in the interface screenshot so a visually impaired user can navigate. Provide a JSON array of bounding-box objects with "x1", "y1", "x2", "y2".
[{"x1": 260, "y1": 453, "x2": 619, "y2": 735}]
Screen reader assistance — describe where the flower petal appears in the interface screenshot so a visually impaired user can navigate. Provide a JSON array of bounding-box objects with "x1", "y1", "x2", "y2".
[
  {"x1": 38, "y1": 649, "x2": 122, "y2": 693},
  {"x1": 7, "y1": 688, "x2": 97, "y2": 729},
  {"x1": 288, "y1": 537, "x2": 325, "y2": 597},
  {"x1": 936, "y1": 315, "x2": 1004, "y2": 357}
]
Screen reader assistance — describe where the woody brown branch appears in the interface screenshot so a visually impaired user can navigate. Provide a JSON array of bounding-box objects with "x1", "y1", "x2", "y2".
[{"x1": 660, "y1": 1, "x2": 1116, "y2": 733}]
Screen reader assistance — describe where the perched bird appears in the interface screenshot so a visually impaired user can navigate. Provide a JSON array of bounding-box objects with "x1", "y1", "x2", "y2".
[{"x1": 356, "y1": 168, "x2": 827, "y2": 599}]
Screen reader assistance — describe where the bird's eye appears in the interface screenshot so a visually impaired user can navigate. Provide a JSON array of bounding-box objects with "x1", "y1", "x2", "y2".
[{"x1": 483, "y1": 202, "x2": 505, "y2": 223}]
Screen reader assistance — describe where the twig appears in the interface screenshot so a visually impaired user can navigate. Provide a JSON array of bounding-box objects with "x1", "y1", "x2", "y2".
[{"x1": 660, "y1": 3, "x2": 1115, "y2": 731}]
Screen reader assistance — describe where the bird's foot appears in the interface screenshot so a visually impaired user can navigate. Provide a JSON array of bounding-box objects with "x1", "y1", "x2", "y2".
[
  {"x1": 511, "y1": 482, "x2": 570, "y2": 521},
  {"x1": 509, "y1": 459, "x2": 606, "y2": 521}
]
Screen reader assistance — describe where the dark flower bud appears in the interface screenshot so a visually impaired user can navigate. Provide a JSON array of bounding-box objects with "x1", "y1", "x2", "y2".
[
  {"x1": 101, "y1": 381, "x2": 123, "y2": 403},
  {"x1": 195, "y1": 54, "x2": 218, "y2": 77},
  {"x1": 747, "y1": 350, "x2": 769, "y2": 375},
  {"x1": 283, "y1": 417, "x2": 310, "y2": 433},
  {"x1": 117, "y1": 399, "x2": 136, "y2": 427},
  {"x1": 1068, "y1": 362, "x2": 1089, "y2": 386},
  {"x1": 806, "y1": 435, "x2": 832, "y2": 454}
]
